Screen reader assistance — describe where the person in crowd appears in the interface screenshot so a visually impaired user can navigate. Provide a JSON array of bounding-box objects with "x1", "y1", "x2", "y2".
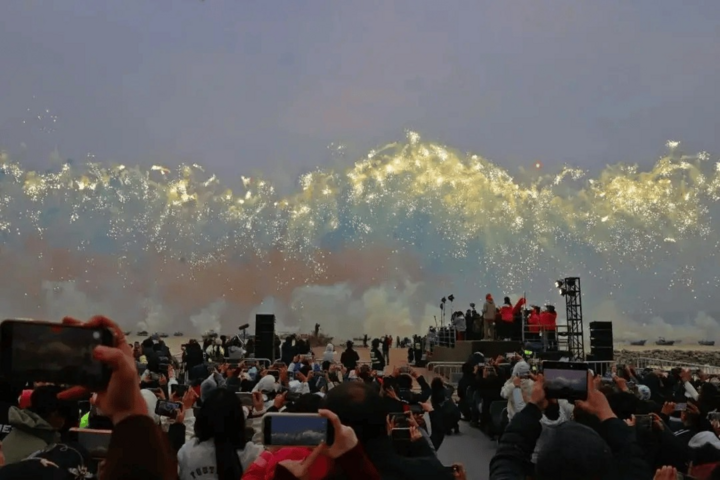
[
  {"x1": 482, "y1": 294, "x2": 496, "y2": 340},
  {"x1": 539, "y1": 305, "x2": 557, "y2": 349},
  {"x1": 341, "y1": 341, "x2": 360, "y2": 372},
  {"x1": 527, "y1": 305, "x2": 542, "y2": 340},
  {"x1": 499, "y1": 297, "x2": 515, "y2": 341},
  {"x1": 281, "y1": 336, "x2": 296, "y2": 366},
  {"x1": 183, "y1": 339, "x2": 205, "y2": 373},
  {"x1": 322, "y1": 343, "x2": 336, "y2": 363},
  {"x1": 177, "y1": 388, "x2": 263, "y2": 480},
  {"x1": 1, "y1": 385, "x2": 76, "y2": 465},
  {"x1": 500, "y1": 361, "x2": 534, "y2": 420},
  {"x1": 430, "y1": 377, "x2": 461, "y2": 447},
  {"x1": 382, "y1": 336, "x2": 391, "y2": 367},
  {"x1": 490, "y1": 372, "x2": 650, "y2": 480},
  {"x1": 370, "y1": 338, "x2": 385, "y2": 373},
  {"x1": 453, "y1": 311, "x2": 467, "y2": 341},
  {"x1": 57, "y1": 315, "x2": 177, "y2": 480},
  {"x1": 323, "y1": 381, "x2": 461, "y2": 479},
  {"x1": 206, "y1": 338, "x2": 226, "y2": 363}
]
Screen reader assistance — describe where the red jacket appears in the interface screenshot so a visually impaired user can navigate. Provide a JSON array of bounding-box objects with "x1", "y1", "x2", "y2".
[
  {"x1": 539, "y1": 311, "x2": 557, "y2": 331},
  {"x1": 272, "y1": 444, "x2": 380, "y2": 480},
  {"x1": 528, "y1": 312, "x2": 541, "y2": 333},
  {"x1": 500, "y1": 305, "x2": 514, "y2": 323},
  {"x1": 243, "y1": 447, "x2": 333, "y2": 480}
]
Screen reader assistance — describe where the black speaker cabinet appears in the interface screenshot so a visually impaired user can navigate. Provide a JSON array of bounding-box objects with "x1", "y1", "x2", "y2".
[{"x1": 254, "y1": 314, "x2": 276, "y2": 362}]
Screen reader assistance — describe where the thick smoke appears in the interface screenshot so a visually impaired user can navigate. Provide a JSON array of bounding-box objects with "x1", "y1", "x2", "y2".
[{"x1": 0, "y1": 135, "x2": 719, "y2": 340}]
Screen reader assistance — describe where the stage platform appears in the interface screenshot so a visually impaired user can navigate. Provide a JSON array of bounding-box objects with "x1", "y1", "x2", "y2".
[{"x1": 430, "y1": 340, "x2": 523, "y2": 363}]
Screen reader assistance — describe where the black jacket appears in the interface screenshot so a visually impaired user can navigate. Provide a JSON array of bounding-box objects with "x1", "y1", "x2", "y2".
[
  {"x1": 341, "y1": 348, "x2": 360, "y2": 370},
  {"x1": 489, "y1": 403, "x2": 652, "y2": 480},
  {"x1": 362, "y1": 435, "x2": 453, "y2": 480}
]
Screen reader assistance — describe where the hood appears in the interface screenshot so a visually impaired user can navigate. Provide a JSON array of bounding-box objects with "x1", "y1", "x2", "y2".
[
  {"x1": 253, "y1": 375, "x2": 278, "y2": 393},
  {"x1": 325, "y1": 344, "x2": 334, "y2": 352},
  {"x1": 512, "y1": 361, "x2": 531, "y2": 377},
  {"x1": 140, "y1": 389, "x2": 159, "y2": 422},
  {"x1": 8, "y1": 406, "x2": 55, "y2": 433}
]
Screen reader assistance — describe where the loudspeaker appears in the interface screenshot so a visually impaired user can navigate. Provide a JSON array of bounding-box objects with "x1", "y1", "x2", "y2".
[
  {"x1": 254, "y1": 314, "x2": 276, "y2": 362},
  {"x1": 537, "y1": 350, "x2": 573, "y2": 361},
  {"x1": 589, "y1": 321, "x2": 614, "y2": 361}
]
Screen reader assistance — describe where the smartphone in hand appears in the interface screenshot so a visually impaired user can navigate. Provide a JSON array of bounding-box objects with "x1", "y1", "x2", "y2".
[
  {"x1": 262, "y1": 413, "x2": 334, "y2": 446},
  {"x1": 0, "y1": 319, "x2": 114, "y2": 390}
]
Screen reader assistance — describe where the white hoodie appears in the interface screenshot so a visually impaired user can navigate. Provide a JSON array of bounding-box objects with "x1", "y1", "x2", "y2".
[
  {"x1": 322, "y1": 344, "x2": 335, "y2": 363},
  {"x1": 177, "y1": 439, "x2": 264, "y2": 480}
]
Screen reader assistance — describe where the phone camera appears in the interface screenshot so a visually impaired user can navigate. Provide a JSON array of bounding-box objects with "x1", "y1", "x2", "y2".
[{"x1": 93, "y1": 331, "x2": 101, "y2": 340}]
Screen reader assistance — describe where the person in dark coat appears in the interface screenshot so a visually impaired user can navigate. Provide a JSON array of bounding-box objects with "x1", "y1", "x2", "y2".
[{"x1": 489, "y1": 373, "x2": 651, "y2": 480}]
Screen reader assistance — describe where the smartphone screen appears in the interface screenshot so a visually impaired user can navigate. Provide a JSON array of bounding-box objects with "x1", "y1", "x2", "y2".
[
  {"x1": 635, "y1": 414, "x2": 653, "y2": 432},
  {"x1": 542, "y1": 361, "x2": 589, "y2": 401},
  {"x1": 0, "y1": 319, "x2": 113, "y2": 389},
  {"x1": 390, "y1": 412, "x2": 409, "y2": 428},
  {"x1": 237, "y1": 392, "x2": 254, "y2": 407},
  {"x1": 155, "y1": 400, "x2": 182, "y2": 418},
  {"x1": 675, "y1": 403, "x2": 687, "y2": 412},
  {"x1": 171, "y1": 384, "x2": 189, "y2": 398},
  {"x1": 262, "y1": 414, "x2": 334, "y2": 446},
  {"x1": 399, "y1": 366, "x2": 411, "y2": 374},
  {"x1": 69, "y1": 428, "x2": 112, "y2": 459}
]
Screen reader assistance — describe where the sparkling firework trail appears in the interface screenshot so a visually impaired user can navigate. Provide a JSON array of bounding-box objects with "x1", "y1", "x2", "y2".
[{"x1": 0, "y1": 132, "x2": 718, "y2": 336}]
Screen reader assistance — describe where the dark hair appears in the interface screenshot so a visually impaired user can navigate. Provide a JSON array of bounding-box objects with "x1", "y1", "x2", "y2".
[
  {"x1": 322, "y1": 361, "x2": 332, "y2": 371},
  {"x1": 504, "y1": 296, "x2": 511, "y2": 306},
  {"x1": 430, "y1": 377, "x2": 446, "y2": 404},
  {"x1": 289, "y1": 393, "x2": 322, "y2": 413},
  {"x1": 194, "y1": 388, "x2": 246, "y2": 480},
  {"x1": 30, "y1": 385, "x2": 68, "y2": 419},
  {"x1": 323, "y1": 382, "x2": 387, "y2": 444}
]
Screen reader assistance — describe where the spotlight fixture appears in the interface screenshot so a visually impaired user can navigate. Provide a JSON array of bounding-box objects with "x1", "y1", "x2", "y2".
[
  {"x1": 441, "y1": 297, "x2": 447, "y2": 304},
  {"x1": 448, "y1": 294, "x2": 455, "y2": 302},
  {"x1": 555, "y1": 280, "x2": 564, "y2": 289}
]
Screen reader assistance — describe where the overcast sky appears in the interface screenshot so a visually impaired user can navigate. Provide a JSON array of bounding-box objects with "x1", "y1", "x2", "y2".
[{"x1": 1, "y1": 1, "x2": 719, "y2": 189}]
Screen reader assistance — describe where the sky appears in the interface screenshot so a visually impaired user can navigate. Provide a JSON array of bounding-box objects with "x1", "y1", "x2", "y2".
[
  {"x1": 1, "y1": 1, "x2": 720, "y2": 340},
  {"x1": 1, "y1": 1, "x2": 719, "y2": 189}
]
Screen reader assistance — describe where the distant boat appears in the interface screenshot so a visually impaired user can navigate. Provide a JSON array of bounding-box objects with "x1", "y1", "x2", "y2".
[
  {"x1": 630, "y1": 340, "x2": 647, "y2": 346},
  {"x1": 159, "y1": 332, "x2": 169, "y2": 338},
  {"x1": 655, "y1": 337, "x2": 675, "y2": 346},
  {"x1": 174, "y1": 331, "x2": 184, "y2": 336},
  {"x1": 137, "y1": 331, "x2": 148, "y2": 337},
  {"x1": 699, "y1": 340, "x2": 715, "y2": 346},
  {"x1": 123, "y1": 331, "x2": 131, "y2": 336}
]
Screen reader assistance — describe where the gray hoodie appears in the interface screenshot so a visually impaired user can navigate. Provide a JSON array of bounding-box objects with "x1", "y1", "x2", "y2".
[{"x1": 2, "y1": 406, "x2": 60, "y2": 465}]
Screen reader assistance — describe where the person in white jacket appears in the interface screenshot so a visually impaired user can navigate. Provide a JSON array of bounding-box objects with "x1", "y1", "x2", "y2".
[
  {"x1": 177, "y1": 388, "x2": 263, "y2": 480},
  {"x1": 322, "y1": 343, "x2": 336, "y2": 363},
  {"x1": 500, "y1": 361, "x2": 534, "y2": 420}
]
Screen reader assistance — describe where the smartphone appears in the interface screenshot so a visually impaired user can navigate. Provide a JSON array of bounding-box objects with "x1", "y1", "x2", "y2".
[
  {"x1": 542, "y1": 361, "x2": 589, "y2": 401},
  {"x1": 155, "y1": 400, "x2": 182, "y2": 419},
  {"x1": 237, "y1": 392, "x2": 254, "y2": 407},
  {"x1": 675, "y1": 403, "x2": 687, "y2": 412},
  {"x1": 68, "y1": 428, "x2": 112, "y2": 459},
  {"x1": 262, "y1": 413, "x2": 334, "y2": 447},
  {"x1": 635, "y1": 414, "x2": 653, "y2": 432},
  {"x1": 399, "y1": 366, "x2": 411, "y2": 374},
  {"x1": 171, "y1": 384, "x2": 189, "y2": 398},
  {"x1": 0, "y1": 319, "x2": 114, "y2": 390},
  {"x1": 408, "y1": 404, "x2": 423, "y2": 415},
  {"x1": 391, "y1": 428, "x2": 411, "y2": 441},
  {"x1": 267, "y1": 370, "x2": 280, "y2": 381},
  {"x1": 390, "y1": 412, "x2": 409, "y2": 427}
]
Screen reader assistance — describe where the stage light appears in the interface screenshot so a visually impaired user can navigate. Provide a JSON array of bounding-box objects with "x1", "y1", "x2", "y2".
[
  {"x1": 555, "y1": 280, "x2": 564, "y2": 289},
  {"x1": 448, "y1": 294, "x2": 455, "y2": 302},
  {"x1": 441, "y1": 297, "x2": 447, "y2": 304}
]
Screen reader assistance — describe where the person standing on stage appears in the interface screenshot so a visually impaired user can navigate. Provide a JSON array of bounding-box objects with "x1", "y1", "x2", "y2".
[
  {"x1": 370, "y1": 338, "x2": 385, "y2": 372},
  {"x1": 382, "y1": 335, "x2": 391, "y2": 366},
  {"x1": 499, "y1": 297, "x2": 514, "y2": 340},
  {"x1": 482, "y1": 294, "x2": 496, "y2": 340},
  {"x1": 453, "y1": 310, "x2": 467, "y2": 340}
]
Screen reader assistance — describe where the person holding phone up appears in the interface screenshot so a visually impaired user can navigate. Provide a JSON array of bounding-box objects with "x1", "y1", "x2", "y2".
[
  {"x1": 58, "y1": 315, "x2": 177, "y2": 480},
  {"x1": 489, "y1": 372, "x2": 650, "y2": 480}
]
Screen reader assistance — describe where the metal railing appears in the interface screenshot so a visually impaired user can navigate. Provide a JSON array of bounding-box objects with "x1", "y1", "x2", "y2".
[
  {"x1": 626, "y1": 357, "x2": 720, "y2": 375},
  {"x1": 426, "y1": 362, "x2": 465, "y2": 386}
]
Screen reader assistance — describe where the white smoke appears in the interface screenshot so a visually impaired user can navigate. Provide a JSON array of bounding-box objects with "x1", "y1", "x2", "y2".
[
  {"x1": 190, "y1": 300, "x2": 226, "y2": 335},
  {"x1": 289, "y1": 280, "x2": 436, "y2": 340},
  {"x1": 41, "y1": 280, "x2": 105, "y2": 322}
]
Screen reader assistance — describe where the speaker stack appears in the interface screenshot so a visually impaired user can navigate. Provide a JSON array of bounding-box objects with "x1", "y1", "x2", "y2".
[
  {"x1": 588, "y1": 321, "x2": 614, "y2": 361},
  {"x1": 254, "y1": 314, "x2": 276, "y2": 362}
]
